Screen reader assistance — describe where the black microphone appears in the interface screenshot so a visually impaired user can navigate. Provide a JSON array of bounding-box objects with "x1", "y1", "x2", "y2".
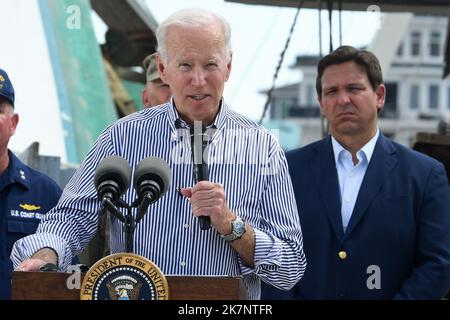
[
  {"x1": 134, "y1": 157, "x2": 171, "y2": 223},
  {"x1": 94, "y1": 156, "x2": 132, "y2": 204},
  {"x1": 190, "y1": 122, "x2": 211, "y2": 230}
]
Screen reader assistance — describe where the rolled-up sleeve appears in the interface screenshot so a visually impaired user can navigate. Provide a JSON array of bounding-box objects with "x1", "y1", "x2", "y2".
[
  {"x1": 11, "y1": 128, "x2": 115, "y2": 270},
  {"x1": 239, "y1": 143, "x2": 306, "y2": 290}
]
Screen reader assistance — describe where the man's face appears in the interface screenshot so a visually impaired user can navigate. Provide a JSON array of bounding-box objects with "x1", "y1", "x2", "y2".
[
  {"x1": 142, "y1": 79, "x2": 171, "y2": 108},
  {"x1": 158, "y1": 23, "x2": 231, "y2": 125},
  {"x1": 0, "y1": 98, "x2": 18, "y2": 153},
  {"x1": 318, "y1": 61, "x2": 385, "y2": 140}
]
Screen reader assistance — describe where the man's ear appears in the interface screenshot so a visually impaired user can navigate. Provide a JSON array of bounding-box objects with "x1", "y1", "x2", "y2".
[
  {"x1": 318, "y1": 96, "x2": 325, "y2": 115},
  {"x1": 375, "y1": 84, "x2": 386, "y2": 112},
  {"x1": 156, "y1": 54, "x2": 168, "y2": 83},
  {"x1": 10, "y1": 113, "x2": 19, "y2": 136},
  {"x1": 142, "y1": 88, "x2": 149, "y2": 107},
  {"x1": 225, "y1": 52, "x2": 232, "y2": 82}
]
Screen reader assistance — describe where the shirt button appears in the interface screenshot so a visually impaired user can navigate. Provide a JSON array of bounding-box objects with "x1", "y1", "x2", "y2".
[
  {"x1": 180, "y1": 261, "x2": 186, "y2": 267},
  {"x1": 184, "y1": 224, "x2": 190, "y2": 229},
  {"x1": 338, "y1": 251, "x2": 347, "y2": 260},
  {"x1": 345, "y1": 198, "x2": 351, "y2": 203}
]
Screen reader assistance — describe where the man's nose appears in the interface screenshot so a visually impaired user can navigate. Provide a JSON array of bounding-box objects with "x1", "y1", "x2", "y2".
[
  {"x1": 191, "y1": 68, "x2": 207, "y2": 87},
  {"x1": 336, "y1": 90, "x2": 351, "y2": 106}
]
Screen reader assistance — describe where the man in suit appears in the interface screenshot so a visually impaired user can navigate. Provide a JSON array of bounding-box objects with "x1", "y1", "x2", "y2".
[{"x1": 261, "y1": 45, "x2": 450, "y2": 299}]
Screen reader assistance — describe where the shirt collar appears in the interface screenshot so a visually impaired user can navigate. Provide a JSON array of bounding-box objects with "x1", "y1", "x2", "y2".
[
  {"x1": 166, "y1": 98, "x2": 228, "y2": 141},
  {"x1": 331, "y1": 128, "x2": 380, "y2": 165}
]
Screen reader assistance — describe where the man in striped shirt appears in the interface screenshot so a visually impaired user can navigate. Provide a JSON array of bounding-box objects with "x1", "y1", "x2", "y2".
[{"x1": 11, "y1": 8, "x2": 306, "y2": 299}]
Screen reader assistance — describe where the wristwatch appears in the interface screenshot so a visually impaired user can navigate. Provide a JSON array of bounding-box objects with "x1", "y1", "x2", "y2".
[{"x1": 221, "y1": 215, "x2": 246, "y2": 242}]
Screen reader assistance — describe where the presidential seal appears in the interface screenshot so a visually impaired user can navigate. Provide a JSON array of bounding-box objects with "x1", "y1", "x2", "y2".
[{"x1": 80, "y1": 253, "x2": 169, "y2": 300}]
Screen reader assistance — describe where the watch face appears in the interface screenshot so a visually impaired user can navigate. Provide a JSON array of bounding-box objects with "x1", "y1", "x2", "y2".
[
  {"x1": 234, "y1": 221, "x2": 245, "y2": 234},
  {"x1": 222, "y1": 216, "x2": 246, "y2": 242},
  {"x1": 233, "y1": 218, "x2": 245, "y2": 235}
]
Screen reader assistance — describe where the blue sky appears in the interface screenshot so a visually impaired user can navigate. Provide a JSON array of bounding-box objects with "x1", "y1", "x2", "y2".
[{"x1": 142, "y1": 0, "x2": 381, "y2": 120}]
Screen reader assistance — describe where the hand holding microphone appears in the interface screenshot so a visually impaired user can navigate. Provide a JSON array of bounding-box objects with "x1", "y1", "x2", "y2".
[
  {"x1": 180, "y1": 181, "x2": 235, "y2": 235},
  {"x1": 190, "y1": 122, "x2": 211, "y2": 230}
]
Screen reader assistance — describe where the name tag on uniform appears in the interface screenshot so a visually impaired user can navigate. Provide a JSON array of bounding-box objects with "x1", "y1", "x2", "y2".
[{"x1": 10, "y1": 203, "x2": 44, "y2": 220}]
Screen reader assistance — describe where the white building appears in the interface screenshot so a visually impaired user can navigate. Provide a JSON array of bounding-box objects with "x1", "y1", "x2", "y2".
[{"x1": 269, "y1": 15, "x2": 450, "y2": 147}]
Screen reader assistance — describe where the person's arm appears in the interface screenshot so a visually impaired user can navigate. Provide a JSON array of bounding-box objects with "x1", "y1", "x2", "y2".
[
  {"x1": 394, "y1": 162, "x2": 450, "y2": 299},
  {"x1": 227, "y1": 221, "x2": 255, "y2": 268},
  {"x1": 15, "y1": 248, "x2": 58, "y2": 271},
  {"x1": 181, "y1": 183, "x2": 255, "y2": 267},
  {"x1": 242, "y1": 145, "x2": 306, "y2": 290},
  {"x1": 178, "y1": 135, "x2": 306, "y2": 290},
  {"x1": 11, "y1": 128, "x2": 116, "y2": 271}
]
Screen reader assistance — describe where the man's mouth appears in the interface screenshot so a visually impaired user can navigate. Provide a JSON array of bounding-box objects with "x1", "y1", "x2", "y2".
[
  {"x1": 337, "y1": 112, "x2": 355, "y2": 118},
  {"x1": 189, "y1": 94, "x2": 209, "y2": 101}
]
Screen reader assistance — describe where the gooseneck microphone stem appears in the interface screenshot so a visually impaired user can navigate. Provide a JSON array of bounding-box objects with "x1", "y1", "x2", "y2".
[
  {"x1": 102, "y1": 196, "x2": 126, "y2": 223},
  {"x1": 101, "y1": 197, "x2": 134, "y2": 252},
  {"x1": 136, "y1": 192, "x2": 155, "y2": 224},
  {"x1": 124, "y1": 206, "x2": 134, "y2": 253}
]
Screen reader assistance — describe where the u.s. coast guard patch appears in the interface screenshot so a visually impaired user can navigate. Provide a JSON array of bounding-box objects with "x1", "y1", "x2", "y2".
[{"x1": 80, "y1": 253, "x2": 169, "y2": 300}]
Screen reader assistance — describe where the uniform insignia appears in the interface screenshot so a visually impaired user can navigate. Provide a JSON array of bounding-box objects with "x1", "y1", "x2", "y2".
[
  {"x1": 0, "y1": 75, "x2": 4, "y2": 81},
  {"x1": 20, "y1": 204, "x2": 41, "y2": 211}
]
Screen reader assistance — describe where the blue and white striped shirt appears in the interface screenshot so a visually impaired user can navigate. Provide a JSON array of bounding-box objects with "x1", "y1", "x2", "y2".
[{"x1": 11, "y1": 100, "x2": 306, "y2": 299}]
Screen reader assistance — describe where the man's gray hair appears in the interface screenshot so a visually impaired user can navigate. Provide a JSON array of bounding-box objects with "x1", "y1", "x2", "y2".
[{"x1": 156, "y1": 8, "x2": 232, "y2": 63}]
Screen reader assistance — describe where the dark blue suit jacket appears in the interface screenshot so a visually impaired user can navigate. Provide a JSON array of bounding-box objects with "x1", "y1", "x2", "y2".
[{"x1": 261, "y1": 134, "x2": 450, "y2": 299}]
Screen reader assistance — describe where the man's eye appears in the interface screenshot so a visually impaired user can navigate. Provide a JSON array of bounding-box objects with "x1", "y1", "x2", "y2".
[
  {"x1": 206, "y1": 63, "x2": 218, "y2": 69},
  {"x1": 179, "y1": 64, "x2": 191, "y2": 71}
]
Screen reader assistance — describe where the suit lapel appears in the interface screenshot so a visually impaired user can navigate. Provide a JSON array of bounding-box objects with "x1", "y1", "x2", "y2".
[
  {"x1": 344, "y1": 134, "x2": 397, "y2": 237},
  {"x1": 311, "y1": 136, "x2": 344, "y2": 240}
]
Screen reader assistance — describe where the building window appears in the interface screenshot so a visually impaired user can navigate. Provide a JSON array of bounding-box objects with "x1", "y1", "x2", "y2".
[
  {"x1": 411, "y1": 31, "x2": 421, "y2": 56},
  {"x1": 396, "y1": 42, "x2": 404, "y2": 57},
  {"x1": 428, "y1": 85, "x2": 439, "y2": 110},
  {"x1": 271, "y1": 98, "x2": 298, "y2": 119},
  {"x1": 447, "y1": 87, "x2": 450, "y2": 109},
  {"x1": 410, "y1": 84, "x2": 420, "y2": 110},
  {"x1": 429, "y1": 31, "x2": 441, "y2": 57},
  {"x1": 306, "y1": 84, "x2": 316, "y2": 107}
]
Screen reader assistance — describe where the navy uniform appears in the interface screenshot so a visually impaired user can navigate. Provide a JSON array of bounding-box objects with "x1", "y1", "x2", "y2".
[
  {"x1": 0, "y1": 151, "x2": 61, "y2": 299},
  {"x1": 0, "y1": 68, "x2": 63, "y2": 299}
]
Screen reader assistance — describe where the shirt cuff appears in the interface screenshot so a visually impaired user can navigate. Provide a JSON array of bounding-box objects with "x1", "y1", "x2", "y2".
[
  {"x1": 10, "y1": 233, "x2": 72, "y2": 271},
  {"x1": 239, "y1": 228, "x2": 281, "y2": 276}
]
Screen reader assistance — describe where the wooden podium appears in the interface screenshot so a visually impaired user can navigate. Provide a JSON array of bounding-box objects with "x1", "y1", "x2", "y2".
[{"x1": 12, "y1": 271, "x2": 248, "y2": 300}]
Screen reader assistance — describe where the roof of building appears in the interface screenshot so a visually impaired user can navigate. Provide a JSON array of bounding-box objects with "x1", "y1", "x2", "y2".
[{"x1": 225, "y1": 1, "x2": 450, "y2": 16}]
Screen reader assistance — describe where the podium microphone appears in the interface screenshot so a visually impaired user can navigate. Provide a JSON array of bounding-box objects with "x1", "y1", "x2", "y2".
[
  {"x1": 190, "y1": 122, "x2": 211, "y2": 230},
  {"x1": 134, "y1": 157, "x2": 172, "y2": 223},
  {"x1": 94, "y1": 156, "x2": 132, "y2": 204}
]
